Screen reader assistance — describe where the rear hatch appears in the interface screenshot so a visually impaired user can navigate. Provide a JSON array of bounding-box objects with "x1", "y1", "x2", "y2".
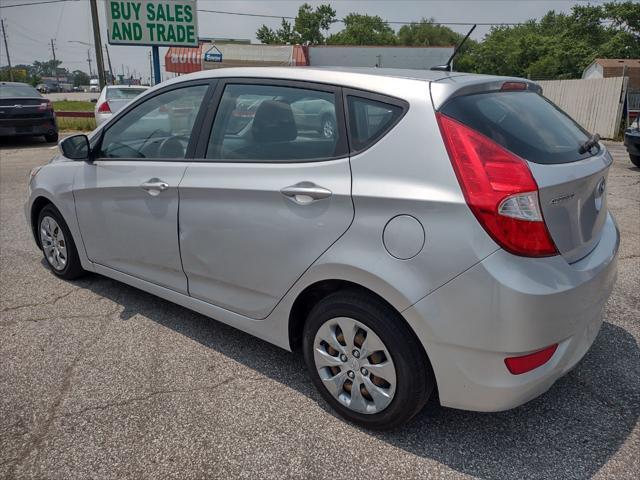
[
  {"x1": 106, "y1": 87, "x2": 147, "y2": 113},
  {"x1": 0, "y1": 97, "x2": 51, "y2": 121},
  {"x1": 434, "y1": 78, "x2": 611, "y2": 263}
]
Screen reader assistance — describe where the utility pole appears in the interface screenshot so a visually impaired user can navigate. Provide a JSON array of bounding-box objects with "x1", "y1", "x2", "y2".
[
  {"x1": 104, "y1": 45, "x2": 114, "y2": 85},
  {"x1": 86, "y1": 49, "x2": 93, "y2": 77},
  {"x1": 89, "y1": 0, "x2": 106, "y2": 89},
  {"x1": 50, "y1": 39, "x2": 59, "y2": 87},
  {"x1": 1, "y1": 19, "x2": 14, "y2": 81}
]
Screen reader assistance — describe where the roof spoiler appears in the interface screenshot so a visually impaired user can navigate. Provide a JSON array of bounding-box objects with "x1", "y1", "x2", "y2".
[{"x1": 431, "y1": 24, "x2": 476, "y2": 72}]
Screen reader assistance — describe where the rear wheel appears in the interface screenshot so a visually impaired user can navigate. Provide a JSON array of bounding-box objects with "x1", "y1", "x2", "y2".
[
  {"x1": 44, "y1": 132, "x2": 59, "y2": 143},
  {"x1": 38, "y1": 205, "x2": 85, "y2": 280},
  {"x1": 303, "y1": 290, "x2": 434, "y2": 429},
  {"x1": 630, "y1": 154, "x2": 640, "y2": 168}
]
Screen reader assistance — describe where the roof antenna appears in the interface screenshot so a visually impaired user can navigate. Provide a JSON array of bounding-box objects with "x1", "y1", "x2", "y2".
[{"x1": 431, "y1": 24, "x2": 476, "y2": 72}]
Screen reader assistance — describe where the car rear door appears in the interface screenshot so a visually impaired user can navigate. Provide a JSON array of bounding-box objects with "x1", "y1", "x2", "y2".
[
  {"x1": 178, "y1": 79, "x2": 354, "y2": 319},
  {"x1": 73, "y1": 82, "x2": 212, "y2": 293}
]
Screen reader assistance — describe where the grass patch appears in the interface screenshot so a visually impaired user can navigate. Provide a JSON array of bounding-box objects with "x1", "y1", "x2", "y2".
[
  {"x1": 53, "y1": 100, "x2": 95, "y2": 112},
  {"x1": 57, "y1": 117, "x2": 96, "y2": 132}
]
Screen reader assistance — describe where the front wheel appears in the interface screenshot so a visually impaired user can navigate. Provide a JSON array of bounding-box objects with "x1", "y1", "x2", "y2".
[
  {"x1": 303, "y1": 290, "x2": 435, "y2": 429},
  {"x1": 630, "y1": 154, "x2": 640, "y2": 168},
  {"x1": 38, "y1": 205, "x2": 85, "y2": 280}
]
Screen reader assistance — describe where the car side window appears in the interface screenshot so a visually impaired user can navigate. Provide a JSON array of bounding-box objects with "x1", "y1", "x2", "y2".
[
  {"x1": 347, "y1": 95, "x2": 404, "y2": 152},
  {"x1": 99, "y1": 85, "x2": 208, "y2": 160},
  {"x1": 205, "y1": 84, "x2": 342, "y2": 162}
]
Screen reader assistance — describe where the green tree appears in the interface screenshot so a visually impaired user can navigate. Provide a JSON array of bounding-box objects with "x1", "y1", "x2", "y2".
[
  {"x1": 32, "y1": 59, "x2": 63, "y2": 77},
  {"x1": 71, "y1": 70, "x2": 90, "y2": 87},
  {"x1": 256, "y1": 3, "x2": 336, "y2": 44},
  {"x1": 328, "y1": 14, "x2": 396, "y2": 45},
  {"x1": 397, "y1": 18, "x2": 465, "y2": 47},
  {"x1": 459, "y1": 1, "x2": 640, "y2": 79}
]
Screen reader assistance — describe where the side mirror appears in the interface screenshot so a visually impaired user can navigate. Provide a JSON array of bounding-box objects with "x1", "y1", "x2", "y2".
[{"x1": 59, "y1": 134, "x2": 91, "y2": 161}]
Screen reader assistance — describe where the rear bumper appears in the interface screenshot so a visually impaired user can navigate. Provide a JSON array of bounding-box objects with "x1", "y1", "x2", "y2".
[
  {"x1": 0, "y1": 117, "x2": 57, "y2": 137},
  {"x1": 403, "y1": 212, "x2": 619, "y2": 412},
  {"x1": 624, "y1": 132, "x2": 640, "y2": 156}
]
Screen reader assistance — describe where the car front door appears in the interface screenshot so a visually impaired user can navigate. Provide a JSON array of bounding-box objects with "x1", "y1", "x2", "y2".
[
  {"x1": 73, "y1": 82, "x2": 211, "y2": 294},
  {"x1": 178, "y1": 79, "x2": 354, "y2": 319}
]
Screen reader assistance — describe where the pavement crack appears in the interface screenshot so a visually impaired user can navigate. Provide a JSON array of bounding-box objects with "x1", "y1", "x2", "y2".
[
  {"x1": 5, "y1": 313, "x2": 112, "y2": 476},
  {"x1": 66, "y1": 377, "x2": 238, "y2": 417},
  {"x1": 0, "y1": 287, "x2": 81, "y2": 314}
]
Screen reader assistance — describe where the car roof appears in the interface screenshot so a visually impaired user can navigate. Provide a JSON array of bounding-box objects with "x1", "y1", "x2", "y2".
[
  {"x1": 106, "y1": 85, "x2": 148, "y2": 89},
  {"x1": 0, "y1": 81, "x2": 33, "y2": 86},
  {"x1": 179, "y1": 66, "x2": 471, "y2": 84}
]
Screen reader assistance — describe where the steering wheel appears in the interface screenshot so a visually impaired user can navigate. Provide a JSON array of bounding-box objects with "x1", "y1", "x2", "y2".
[{"x1": 157, "y1": 135, "x2": 187, "y2": 158}]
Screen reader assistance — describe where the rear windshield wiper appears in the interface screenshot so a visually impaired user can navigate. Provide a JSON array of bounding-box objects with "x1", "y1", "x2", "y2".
[{"x1": 579, "y1": 133, "x2": 600, "y2": 154}]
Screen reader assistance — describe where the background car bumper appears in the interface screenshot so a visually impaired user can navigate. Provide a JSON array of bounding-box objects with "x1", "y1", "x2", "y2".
[
  {"x1": 0, "y1": 118, "x2": 57, "y2": 137},
  {"x1": 623, "y1": 132, "x2": 640, "y2": 156},
  {"x1": 402, "y1": 212, "x2": 619, "y2": 412}
]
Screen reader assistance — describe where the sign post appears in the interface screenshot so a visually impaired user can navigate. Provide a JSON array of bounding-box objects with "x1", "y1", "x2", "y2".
[
  {"x1": 105, "y1": 0, "x2": 199, "y2": 85},
  {"x1": 152, "y1": 46, "x2": 161, "y2": 85}
]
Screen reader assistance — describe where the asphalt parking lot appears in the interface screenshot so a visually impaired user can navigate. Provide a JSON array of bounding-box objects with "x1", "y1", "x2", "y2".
[{"x1": 0, "y1": 136, "x2": 638, "y2": 480}]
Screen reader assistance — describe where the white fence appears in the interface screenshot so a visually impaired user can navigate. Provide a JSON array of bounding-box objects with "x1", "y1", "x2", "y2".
[{"x1": 538, "y1": 77, "x2": 628, "y2": 139}]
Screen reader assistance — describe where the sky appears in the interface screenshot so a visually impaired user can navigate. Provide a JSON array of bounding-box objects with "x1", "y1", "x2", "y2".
[{"x1": 0, "y1": 0, "x2": 599, "y2": 83}]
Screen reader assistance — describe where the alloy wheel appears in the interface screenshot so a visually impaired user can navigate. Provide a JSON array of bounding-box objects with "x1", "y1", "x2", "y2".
[{"x1": 40, "y1": 216, "x2": 67, "y2": 271}]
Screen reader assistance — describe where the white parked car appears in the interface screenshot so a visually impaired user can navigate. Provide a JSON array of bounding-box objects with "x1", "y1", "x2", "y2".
[{"x1": 95, "y1": 85, "x2": 149, "y2": 126}]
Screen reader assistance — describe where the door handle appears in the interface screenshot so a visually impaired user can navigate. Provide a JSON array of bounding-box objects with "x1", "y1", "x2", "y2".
[
  {"x1": 140, "y1": 179, "x2": 169, "y2": 196},
  {"x1": 281, "y1": 182, "x2": 332, "y2": 205}
]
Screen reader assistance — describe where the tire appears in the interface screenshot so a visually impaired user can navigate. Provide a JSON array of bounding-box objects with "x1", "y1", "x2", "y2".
[
  {"x1": 303, "y1": 289, "x2": 435, "y2": 430},
  {"x1": 630, "y1": 154, "x2": 640, "y2": 168},
  {"x1": 37, "y1": 204, "x2": 85, "y2": 280},
  {"x1": 44, "y1": 132, "x2": 59, "y2": 143}
]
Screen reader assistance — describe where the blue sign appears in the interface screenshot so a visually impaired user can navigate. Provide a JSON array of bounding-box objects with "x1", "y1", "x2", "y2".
[{"x1": 204, "y1": 45, "x2": 223, "y2": 63}]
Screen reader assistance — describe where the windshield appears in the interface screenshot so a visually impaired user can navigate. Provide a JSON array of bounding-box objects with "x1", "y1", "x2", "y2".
[
  {"x1": 106, "y1": 88, "x2": 146, "y2": 100},
  {"x1": 0, "y1": 84, "x2": 42, "y2": 98},
  {"x1": 440, "y1": 91, "x2": 594, "y2": 164}
]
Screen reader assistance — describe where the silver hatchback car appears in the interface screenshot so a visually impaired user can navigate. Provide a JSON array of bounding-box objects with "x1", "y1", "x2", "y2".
[{"x1": 26, "y1": 67, "x2": 619, "y2": 429}]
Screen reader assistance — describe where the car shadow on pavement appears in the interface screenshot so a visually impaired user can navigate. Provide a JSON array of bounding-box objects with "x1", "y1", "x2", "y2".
[
  {"x1": 0, "y1": 136, "x2": 51, "y2": 150},
  {"x1": 81, "y1": 274, "x2": 639, "y2": 480}
]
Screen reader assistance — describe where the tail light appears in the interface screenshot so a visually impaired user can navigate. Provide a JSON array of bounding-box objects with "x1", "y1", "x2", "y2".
[
  {"x1": 38, "y1": 101, "x2": 52, "y2": 111},
  {"x1": 436, "y1": 112, "x2": 557, "y2": 257},
  {"x1": 97, "y1": 101, "x2": 111, "y2": 113},
  {"x1": 505, "y1": 344, "x2": 558, "y2": 375}
]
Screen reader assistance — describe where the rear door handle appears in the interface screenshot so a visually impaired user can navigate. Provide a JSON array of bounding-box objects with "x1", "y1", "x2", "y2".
[
  {"x1": 140, "y1": 179, "x2": 169, "y2": 196},
  {"x1": 281, "y1": 182, "x2": 332, "y2": 205}
]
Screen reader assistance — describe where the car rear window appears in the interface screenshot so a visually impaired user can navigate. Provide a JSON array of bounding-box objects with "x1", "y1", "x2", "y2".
[
  {"x1": 347, "y1": 96, "x2": 404, "y2": 152},
  {"x1": 440, "y1": 91, "x2": 595, "y2": 164},
  {"x1": 106, "y1": 88, "x2": 145, "y2": 100},
  {"x1": 0, "y1": 84, "x2": 41, "y2": 98}
]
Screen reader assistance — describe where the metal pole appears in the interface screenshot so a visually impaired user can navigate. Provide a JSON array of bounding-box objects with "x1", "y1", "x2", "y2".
[
  {"x1": 89, "y1": 0, "x2": 106, "y2": 89},
  {"x1": 104, "y1": 45, "x2": 114, "y2": 84},
  {"x1": 50, "y1": 39, "x2": 59, "y2": 87},
  {"x1": 1, "y1": 19, "x2": 14, "y2": 81},
  {"x1": 152, "y1": 46, "x2": 161, "y2": 85},
  {"x1": 148, "y1": 50, "x2": 152, "y2": 85},
  {"x1": 87, "y1": 49, "x2": 93, "y2": 77}
]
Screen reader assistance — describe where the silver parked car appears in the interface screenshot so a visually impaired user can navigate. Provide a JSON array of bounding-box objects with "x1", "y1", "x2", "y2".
[
  {"x1": 95, "y1": 85, "x2": 149, "y2": 126},
  {"x1": 26, "y1": 68, "x2": 619, "y2": 429}
]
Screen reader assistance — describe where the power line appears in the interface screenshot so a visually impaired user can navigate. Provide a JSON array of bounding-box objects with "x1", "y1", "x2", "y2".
[
  {"x1": 1, "y1": 0, "x2": 77, "y2": 9},
  {"x1": 196, "y1": 8, "x2": 525, "y2": 26}
]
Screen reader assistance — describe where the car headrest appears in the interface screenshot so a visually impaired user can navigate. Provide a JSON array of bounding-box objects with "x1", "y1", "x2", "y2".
[{"x1": 252, "y1": 100, "x2": 297, "y2": 143}]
